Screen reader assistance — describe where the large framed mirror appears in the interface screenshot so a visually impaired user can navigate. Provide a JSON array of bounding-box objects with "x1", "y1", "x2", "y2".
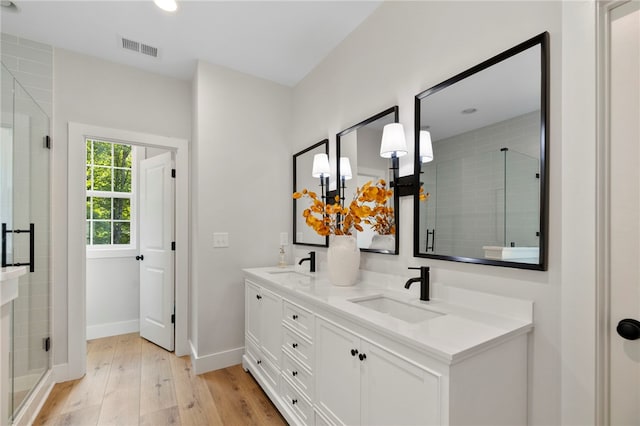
[
  {"x1": 337, "y1": 106, "x2": 399, "y2": 254},
  {"x1": 293, "y1": 139, "x2": 329, "y2": 247},
  {"x1": 413, "y1": 32, "x2": 549, "y2": 270}
]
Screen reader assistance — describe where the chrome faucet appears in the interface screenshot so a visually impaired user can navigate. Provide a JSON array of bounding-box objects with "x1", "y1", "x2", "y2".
[
  {"x1": 405, "y1": 266, "x2": 430, "y2": 301},
  {"x1": 298, "y1": 251, "x2": 316, "y2": 272}
]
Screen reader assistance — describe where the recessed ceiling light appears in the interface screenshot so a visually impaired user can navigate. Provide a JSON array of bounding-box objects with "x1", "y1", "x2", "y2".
[
  {"x1": 154, "y1": 0, "x2": 177, "y2": 12},
  {"x1": 461, "y1": 108, "x2": 478, "y2": 115}
]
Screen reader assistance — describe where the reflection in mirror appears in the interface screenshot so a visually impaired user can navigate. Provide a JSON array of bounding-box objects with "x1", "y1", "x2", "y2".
[
  {"x1": 293, "y1": 140, "x2": 329, "y2": 247},
  {"x1": 414, "y1": 32, "x2": 548, "y2": 270},
  {"x1": 337, "y1": 106, "x2": 399, "y2": 254}
]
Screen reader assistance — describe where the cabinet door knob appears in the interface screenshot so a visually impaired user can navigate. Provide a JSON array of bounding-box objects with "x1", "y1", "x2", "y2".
[
  {"x1": 257, "y1": 359, "x2": 261, "y2": 364},
  {"x1": 292, "y1": 314, "x2": 298, "y2": 320},
  {"x1": 292, "y1": 343, "x2": 298, "y2": 349},
  {"x1": 617, "y1": 318, "x2": 640, "y2": 340},
  {"x1": 256, "y1": 294, "x2": 262, "y2": 300},
  {"x1": 292, "y1": 399, "x2": 298, "y2": 405},
  {"x1": 292, "y1": 371, "x2": 298, "y2": 376},
  {"x1": 350, "y1": 349, "x2": 358, "y2": 357},
  {"x1": 359, "y1": 353, "x2": 367, "y2": 361}
]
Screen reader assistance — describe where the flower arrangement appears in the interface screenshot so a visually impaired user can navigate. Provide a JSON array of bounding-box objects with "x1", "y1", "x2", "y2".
[{"x1": 293, "y1": 179, "x2": 428, "y2": 237}]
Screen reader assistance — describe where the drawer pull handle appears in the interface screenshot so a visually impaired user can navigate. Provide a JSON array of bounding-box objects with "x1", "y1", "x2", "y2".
[
  {"x1": 292, "y1": 399, "x2": 298, "y2": 405},
  {"x1": 292, "y1": 371, "x2": 298, "y2": 376},
  {"x1": 292, "y1": 343, "x2": 298, "y2": 349},
  {"x1": 292, "y1": 314, "x2": 298, "y2": 320},
  {"x1": 359, "y1": 353, "x2": 367, "y2": 361},
  {"x1": 350, "y1": 349, "x2": 358, "y2": 357},
  {"x1": 257, "y1": 359, "x2": 262, "y2": 364}
]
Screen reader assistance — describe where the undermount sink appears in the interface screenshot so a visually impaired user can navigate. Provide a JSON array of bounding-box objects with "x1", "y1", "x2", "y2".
[
  {"x1": 349, "y1": 295, "x2": 444, "y2": 323},
  {"x1": 267, "y1": 270, "x2": 308, "y2": 277},
  {"x1": 266, "y1": 270, "x2": 311, "y2": 284}
]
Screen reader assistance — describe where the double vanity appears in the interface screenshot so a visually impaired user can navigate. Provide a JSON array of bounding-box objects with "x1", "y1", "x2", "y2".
[{"x1": 242, "y1": 267, "x2": 533, "y2": 426}]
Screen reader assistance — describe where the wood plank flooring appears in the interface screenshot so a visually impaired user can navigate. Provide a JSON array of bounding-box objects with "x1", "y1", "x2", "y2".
[{"x1": 33, "y1": 334, "x2": 286, "y2": 426}]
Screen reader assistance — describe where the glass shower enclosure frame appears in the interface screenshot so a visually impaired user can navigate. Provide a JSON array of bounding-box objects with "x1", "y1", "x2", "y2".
[{"x1": 1, "y1": 62, "x2": 51, "y2": 424}]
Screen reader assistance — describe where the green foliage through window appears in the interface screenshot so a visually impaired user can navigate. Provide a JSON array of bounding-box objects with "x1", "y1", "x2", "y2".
[{"x1": 86, "y1": 139, "x2": 134, "y2": 246}]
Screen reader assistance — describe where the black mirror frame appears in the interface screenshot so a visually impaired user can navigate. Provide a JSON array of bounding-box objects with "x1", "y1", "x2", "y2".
[
  {"x1": 337, "y1": 106, "x2": 400, "y2": 255},
  {"x1": 293, "y1": 139, "x2": 329, "y2": 248},
  {"x1": 413, "y1": 32, "x2": 549, "y2": 271}
]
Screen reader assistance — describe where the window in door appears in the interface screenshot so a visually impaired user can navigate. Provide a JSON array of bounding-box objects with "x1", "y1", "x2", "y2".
[{"x1": 86, "y1": 139, "x2": 136, "y2": 248}]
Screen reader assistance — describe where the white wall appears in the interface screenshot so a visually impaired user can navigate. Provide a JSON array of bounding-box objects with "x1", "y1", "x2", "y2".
[
  {"x1": 291, "y1": 2, "x2": 564, "y2": 425},
  {"x1": 190, "y1": 60, "x2": 291, "y2": 372},
  {"x1": 560, "y1": 2, "x2": 597, "y2": 425},
  {"x1": 86, "y1": 257, "x2": 139, "y2": 339},
  {"x1": 53, "y1": 48, "x2": 191, "y2": 366}
]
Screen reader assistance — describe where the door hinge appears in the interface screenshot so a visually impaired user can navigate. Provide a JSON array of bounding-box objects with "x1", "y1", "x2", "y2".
[
  {"x1": 171, "y1": 241, "x2": 175, "y2": 251},
  {"x1": 43, "y1": 337, "x2": 50, "y2": 352},
  {"x1": 44, "y1": 135, "x2": 51, "y2": 149},
  {"x1": 171, "y1": 169, "x2": 176, "y2": 178}
]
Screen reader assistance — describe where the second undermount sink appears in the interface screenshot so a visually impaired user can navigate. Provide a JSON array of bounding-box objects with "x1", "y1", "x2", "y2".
[{"x1": 349, "y1": 295, "x2": 444, "y2": 323}]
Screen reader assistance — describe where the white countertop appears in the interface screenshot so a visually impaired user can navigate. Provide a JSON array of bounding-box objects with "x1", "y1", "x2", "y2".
[
  {"x1": 243, "y1": 266, "x2": 533, "y2": 364},
  {"x1": 1, "y1": 266, "x2": 26, "y2": 306}
]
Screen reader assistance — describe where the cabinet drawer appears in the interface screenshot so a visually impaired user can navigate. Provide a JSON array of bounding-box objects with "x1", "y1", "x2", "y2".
[
  {"x1": 282, "y1": 352, "x2": 313, "y2": 400},
  {"x1": 283, "y1": 300, "x2": 314, "y2": 341},
  {"x1": 281, "y1": 376, "x2": 314, "y2": 426},
  {"x1": 283, "y1": 327, "x2": 313, "y2": 371}
]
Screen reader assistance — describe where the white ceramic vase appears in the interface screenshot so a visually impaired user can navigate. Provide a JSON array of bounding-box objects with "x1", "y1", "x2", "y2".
[
  {"x1": 327, "y1": 235, "x2": 360, "y2": 286},
  {"x1": 369, "y1": 234, "x2": 396, "y2": 251}
]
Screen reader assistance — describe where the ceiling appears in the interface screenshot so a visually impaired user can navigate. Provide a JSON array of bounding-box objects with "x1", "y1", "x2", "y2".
[{"x1": 1, "y1": 0, "x2": 382, "y2": 86}]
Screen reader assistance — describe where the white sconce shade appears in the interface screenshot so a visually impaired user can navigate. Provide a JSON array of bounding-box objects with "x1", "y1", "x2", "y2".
[
  {"x1": 420, "y1": 130, "x2": 434, "y2": 163},
  {"x1": 380, "y1": 123, "x2": 408, "y2": 158},
  {"x1": 312, "y1": 153, "x2": 331, "y2": 178},
  {"x1": 340, "y1": 157, "x2": 353, "y2": 180},
  {"x1": 154, "y1": 0, "x2": 178, "y2": 12}
]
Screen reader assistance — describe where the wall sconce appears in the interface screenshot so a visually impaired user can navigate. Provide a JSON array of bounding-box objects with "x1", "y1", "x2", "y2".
[
  {"x1": 312, "y1": 153, "x2": 331, "y2": 204},
  {"x1": 380, "y1": 123, "x2": 409, "y2": 195},
  {"x1": 339, "y1": 157, "x2": 352, "y2": 205},
  {"x1": 380, "y1": 124, "x2": 435, "y2": 196}
]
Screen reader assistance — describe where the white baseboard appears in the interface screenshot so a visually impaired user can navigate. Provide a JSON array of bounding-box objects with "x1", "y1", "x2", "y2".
[
  {"x1": 190, "y1": 343, "x2": 244, "y2": 375},
  {"x1": 86, "y1": 319, "x2": 139, "y2": 340},
  {"x1": 52, "y1": 363, "x2": 69, "y2": 382}
]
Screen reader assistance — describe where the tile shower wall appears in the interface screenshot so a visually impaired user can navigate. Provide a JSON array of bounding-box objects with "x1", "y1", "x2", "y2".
[
  {"x1": 1, "y1": 33, "x2": 52, "y2": 392},
  {"x1": 1, "y1": 33, "x2": 53, "y2": 117},
  {"x1": 428, "y1": 111, "x2": 540, "y2": 258}
]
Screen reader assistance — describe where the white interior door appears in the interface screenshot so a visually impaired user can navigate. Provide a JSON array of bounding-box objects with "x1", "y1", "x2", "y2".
[
  {"x1": 610, "y1": 2, "x2": 640, "y2": 424},
  {"x1": 139, "y1": 152, "x2": 174, "y2": 351}
]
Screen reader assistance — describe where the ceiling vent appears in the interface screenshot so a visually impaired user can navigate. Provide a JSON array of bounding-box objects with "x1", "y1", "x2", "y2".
[{"x1": 120, "y1": 37, "x2": 159, "y2": 58}]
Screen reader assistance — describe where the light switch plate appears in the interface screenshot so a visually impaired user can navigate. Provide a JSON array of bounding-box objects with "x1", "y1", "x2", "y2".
[
  {"x1": 213, "y1": 232, "x2": 229, "y2": 248},
  {"x1": 280, "y1": 232, "x2": 288, "y2": 246}
]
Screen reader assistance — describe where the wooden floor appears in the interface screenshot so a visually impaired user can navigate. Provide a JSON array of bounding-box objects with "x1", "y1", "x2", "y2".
[{"x1": 33, "y1": 333, "x2": 286, "y2": 426}]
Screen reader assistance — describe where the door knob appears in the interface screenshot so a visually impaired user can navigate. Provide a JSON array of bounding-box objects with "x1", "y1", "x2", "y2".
[
  {"x1": 617, "y1": 318, "x2": 640, "y2": 340},
  {"x1": 136, "y1": 255, "x2": 144, "y2": 261}
]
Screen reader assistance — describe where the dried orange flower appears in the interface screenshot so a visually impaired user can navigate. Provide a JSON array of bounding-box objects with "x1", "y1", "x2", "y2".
[{"x1": 293, "y1": 179, "x2": 395, "y2": 236}]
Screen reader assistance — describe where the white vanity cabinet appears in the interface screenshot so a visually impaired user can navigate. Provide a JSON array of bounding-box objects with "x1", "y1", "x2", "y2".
[
  {"x1": 245, "y1": 280, "x2": 282, "y2": 389},
  {"x1": 315, "y1": 317, "x2": 440, "y2": 426},
  {"x1": 242, "y1": 268, "x2": 532, "y2": 426}
]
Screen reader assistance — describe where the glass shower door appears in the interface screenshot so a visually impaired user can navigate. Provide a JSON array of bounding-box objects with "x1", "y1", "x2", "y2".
[{"x1": 1, "y1": 63, "x2": 51, "y2": 422}]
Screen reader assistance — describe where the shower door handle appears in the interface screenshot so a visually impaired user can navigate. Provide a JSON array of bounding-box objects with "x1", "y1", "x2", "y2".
[
  {"x1": 426, "y1": 229, "x2": 435, "y2": 252},
  {"x1": 2, "y1": 223, "x2": 35, "y2": 272}
]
